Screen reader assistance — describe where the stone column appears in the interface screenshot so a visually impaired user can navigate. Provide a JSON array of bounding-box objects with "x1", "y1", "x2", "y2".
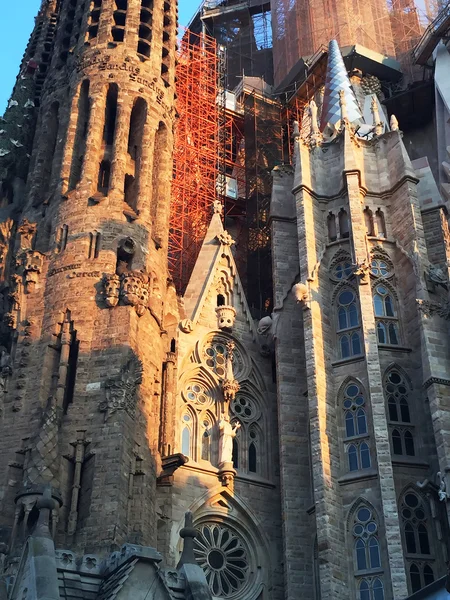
[{"x1": 109, "y1": 94, "x2": 133, "y2": 200}]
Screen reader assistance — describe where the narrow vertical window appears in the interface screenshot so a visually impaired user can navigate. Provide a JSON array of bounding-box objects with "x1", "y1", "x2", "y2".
[
  {"x1": 125, "y1": 98, "x2": 147, "y2": 211},
  {"x1": 69, "y1": 80, "x2": 90, "y2": 189},
  {"x1": 339, "y1": 208, "x2": 349, "y2": 238},
  {"x1": 137, "y1": 0, "x2": 152, "y2": 57},
  {"x1": 364, "y1": 207, "x2": 374, "y2": 236},
  {"x1": 232, "y1": 438, "x2": 239, "y2": 469},
  {"x1": 248, "y1": 443, "x2": 257, "y2": 473},
  {"x1": 201, "y1": 430, "x2": 210, "y2": 461},
  {"x1": 376, "y1": 209, "x2": 386, "y2": 238},
  {"x1": 336, "y1": 289, "x2": 362, "y2": 359},
  {"x1": 353, "y1": 505, "x2": 384, "y2": 595},
  {"x1": 410, "y1": 564, "x2": 421, "y2": 593},
  {"x1": 103, "y1": 84, "x2": 118, "y2": 146},
  {"x1": 112, "y1": 0, "x2": 127, "y2": 42},
  {"x1": 327, "y1": 212, "x2": 337, "y2": 241},
  {"x1": 181, "y1": 427, "x2": 190, "y2": 457}
]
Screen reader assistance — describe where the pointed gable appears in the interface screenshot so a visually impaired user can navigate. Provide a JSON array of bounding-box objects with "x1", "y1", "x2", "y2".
[{"x1": 183, "y1": 210, "x2": 257, "y2": 339}]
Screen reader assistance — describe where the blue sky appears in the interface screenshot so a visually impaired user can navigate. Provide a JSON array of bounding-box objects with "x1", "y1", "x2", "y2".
[{"x1": 0, "y1": 1, "x2": 200, "y2": 114}]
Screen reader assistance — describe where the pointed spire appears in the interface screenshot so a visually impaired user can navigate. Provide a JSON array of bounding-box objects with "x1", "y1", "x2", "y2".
[{"x1": 320, "y1": 40, "x2": 363, "y2": 134}]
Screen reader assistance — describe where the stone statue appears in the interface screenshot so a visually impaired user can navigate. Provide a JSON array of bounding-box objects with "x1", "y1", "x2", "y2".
[
  {"x1": 218, "y1": 413, "x2": 240, "y2": 465},
  {"x1": 437, "y1": 471, "x2": 448, "y2": 502}
]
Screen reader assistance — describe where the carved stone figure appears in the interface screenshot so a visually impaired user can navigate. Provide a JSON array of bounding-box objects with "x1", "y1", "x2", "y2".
[
  {"x1": 218, "y1": 413, "x2": 240, "y2": 466},
  {"x1": 426, "y1": 264, "x2": 448, "y2": 291},
  {"x1": 292, "y1": 282, "x2": 310, "y2": 308},
  {"x1": 212, "y1": 199, "x2": 223, "y2": 216},
  {"x1": 437, "y1": 471, "x2": 448, "y2": 502},
  {"x1": 222, "y1": 341, "x2": 240, "y2": 403},
  {"x1": 215, "y1": 305, "x2": 236, "y2": 330},
  {"x1": 390, "y1": 114, "x2": 399, "y2": 131},
  {"x1": 104, "y1": 274, "x2": 121, "y2": 307},
  {"x1": 17, "y1": 219, "x2": 36, "y2": 250},
  {"x1": 354, "y1": 259, "x2": 371, "y2": 285},
  {"x1": 22, "y1": 250, "x2": 44, "y2": 293},
  {"x1": 99, "y1": 356, "x2": 143, "y2": 419},
  {"x1": 257, "y1": 315, "x2": 275, "y2": 356},
  {"x1": 120, "y1": 271, "x2": 149, "y2": 311}
]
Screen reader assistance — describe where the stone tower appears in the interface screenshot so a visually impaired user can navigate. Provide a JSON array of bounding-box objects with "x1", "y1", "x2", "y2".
[
  {"x1": 271, "y1": 40, "x2": 450, "y2": 599},
  {"x1": 0, "y1": 0, "x2": 178, "y2": 560}
]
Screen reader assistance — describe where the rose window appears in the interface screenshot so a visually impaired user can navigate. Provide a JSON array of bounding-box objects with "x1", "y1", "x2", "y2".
[
  {"x1": 231, "y1": 395, "x2": 257, "y2": 422},
  {"x1": 185, "y1": 382, "x2": 213, "y2": 406},
  {"x1": 193, "y1": 523, "x2": 249, "y2": 597},
  {"x1": 203, "y1": 340, "x2": 244, "y2": 379}
]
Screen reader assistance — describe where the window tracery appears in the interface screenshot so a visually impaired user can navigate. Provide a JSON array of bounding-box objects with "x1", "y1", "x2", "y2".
[
  {"x1": 336, "y1": 288, "x2": 362, "y2": 359},
  {"x1": 373, "y1": 284, "x2": 399, "y2": 345},
  {"x1": 399, "y1": 491, "x2": 435, "y2": 593},
  {"x1": 351, "y1": 504, "x2": 384, "y2": 599},
  {"x1": 384, "y1": 370, "x2": 415, "y2": 457},
  {"x1": 342, "y1": 382, "x2": 371, "y2": 472},
  {"x1": 193, "y1": 523, "x2": 250, "y2": 598}
]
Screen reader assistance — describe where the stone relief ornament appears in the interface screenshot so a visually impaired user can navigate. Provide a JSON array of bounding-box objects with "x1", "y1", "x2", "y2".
[
  {"x1": 221, "y1": 341, "x2": 240, "y2": 404},
  {"x1": 99, "y1": 355, "x2": 143, "y2": 420},
  {"x1": 292, "y1": 282, "x2": 310, "y2": 309},
  {"x1": 179, "y1": 319, "x2": 194, "y2": 333},
  {"x1": 437, "y1": 471, "x2": 448, "y2": 502},
  {"x1": 417, "y1": 299, "x2": 450, "y2": 320},
  {"x1": 215, "y1": 305, "x2": 236, "y2": 330},
  {"x1": 212, "y1": 199, "x2": 223, "y2": 216},
  {"x1": 21, "y1": 250, "x2": 44, "y2": 293},
  {"x1": 426, "y1": 264, "x2": 448, "y2": 292},
  {"x1": 216, "y1": 231, "x2": 235, "y2": 246},
  {"x1": 353, "y1": 259, "x2": 371, "y2": 285},
  {"x1": 17, "y1": 219, "x2": 36, "y2": 250},
  {"x1": 103, "y1": 274, "x2": 121, "y2": 307}
]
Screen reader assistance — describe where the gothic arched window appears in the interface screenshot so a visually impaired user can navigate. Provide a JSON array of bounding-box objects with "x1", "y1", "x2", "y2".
[
  {"x1": 181, "y1": 414, "x2": 192, "y2": 457},
  {"x1": 339, "y1": 208, "x2": 350, "y2": 238},
  {"x1": 352, "y1": 504, "x2": 384, "y2": 599},
  {"x1": 375, "y1": 209, "x2": 386, "y2": 238},
  {"x1": 399, "y1": 491, "x2": 435, "y2": 593},
  {"x1": 364, "y1": 207, "x2": 374, "y2": 236},
  {"x1": 373, "y1": 284, "x2": 399, "y2": 345},
  {"x1": 230, "y1": 392, "x2": 264, "y2": 477},
  {"x1": 384, "y1": 370, "x2": 415, "y2": 457},
  {"x1": 336, "y1": 289, "x2": 362, "y2": 359},
  {"x1": 327, "y1": 212, "x2": 337, "y2": 242},
  {"x1": 342, "y1": 382, "x2": 371, "y2": 472}
]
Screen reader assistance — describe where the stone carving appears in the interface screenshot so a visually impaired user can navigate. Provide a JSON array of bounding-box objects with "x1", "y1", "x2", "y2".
[
  {"x1": 417, "y1": 299, "x2": 450, "y2": 320},
  {"x1": 426, "y1": 264, "x2": 448, "y2": 292},
  {"x1": 308, "y1": 100, "x2": 322, "y2": 147},
  {"x1": 218, "y1": 413, "x2": 240, "y2": 466},
  {"x1": 292, "y1": 282, "x2": 310, "y2": 309},
  {"x1": 179, "y1": 319, "x2": 194, "y2": 333},
  {"x1": 437, "y1": 472, "x2": 448, "y2": 502},
  {"x1": 103, "y1": 274, "x2": 120, "y2": 307},
  {"x1": 222, "y1": 341, "x2": 240, "y2": 404},
  {"x1": 120, "y1": 271, "x2": 149, "y2": 316},
  {"x1": 100, "y1": 356, "x2": 143, "y2": 419},
  {"x1": 256, "y1": 314, "x2": 276, "y2": 356},
  {"x1": 216, "y1": 231, "x2": 235, "y2": 246},
  {"x1": 0, "y1": 347, "x2": 12, "y2": 393},
  {"x1": 103, "y1": 270, "x2": 150, "y2": 316},
  {"x1": 354, "y1": 259, "x2": 371, "y2": 285},
  {"x1": 17, "y1": 219, "x2": 36, "y2": 250},
  {"x1": 390, "y1": 114, "x2": 399, "y2": 131},
  {"x1": 21, "y1": 250, "x2": 44, "y2": 293},
  {"x1": 215, "y1": 305, "x2": 236, "y2": 330},
  {"x1": 371, "y1": 96, "x2": 383, "y2": 136},
  {"x1": 213, "y1": 199, "x2": 223, "y2": 215}
]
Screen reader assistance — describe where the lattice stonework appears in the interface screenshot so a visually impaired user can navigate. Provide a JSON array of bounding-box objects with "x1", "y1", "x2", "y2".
[{"x1": 169, "y1": 30, "x2": 218, "y2": 293}]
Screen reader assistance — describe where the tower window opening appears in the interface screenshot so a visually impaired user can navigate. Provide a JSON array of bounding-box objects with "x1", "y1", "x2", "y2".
[
  {"x1": 376, "y1": 209, "x2": 386, "y2": 238},
  {"x1": 217, "y1": 294, "x2": 225, "y2": 307},
  {"x1": 69, "y1": 79, "x2": 90, "y2": 190},
  {"x1": 170, "y1": 338, "x2": 176, "y2": 352},
  {"x1": 327, "y1": 212, "x2": 337, "y2": 242},
  {"x1": 103, "y1": 84, "x2": 118, "y2": 146},
  {"x1": 98, "y1": 160, "x2": 111, "y2": 194},
  {"x1": 126, "y1": 97, "x2": 147, "y2": 211},
  {"x1": 64, "y1": 332, "x2": 79, "y2": 414},
  {"x1": 339, "y1": 208, "x2": 350, "y2": 239}
]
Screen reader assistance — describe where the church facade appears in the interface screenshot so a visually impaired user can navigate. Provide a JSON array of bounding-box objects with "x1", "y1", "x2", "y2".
[{"x1": 0, "y1": 1, "x2": 449, "y2": 599}]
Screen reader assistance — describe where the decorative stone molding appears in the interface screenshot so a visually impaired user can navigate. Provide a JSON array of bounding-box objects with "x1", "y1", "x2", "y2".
[
  {"x1": 99, "y1": 355, "x2": 143, "y2": 420},
  {"x1": 179, "y1": 319, "x2": 194, "y2": 333},
  {"x1": 292, "y1": 282, "x2": 310, "y2": 309},
  {"x1": 423, "y1": 376, "x2": 450, "y2": 389},
  {"x1": 212, "y1": 199, "x2": 223, "y2": 216},
  {"x1": 215, "y1": 305, "x2": 236, "y2": 330},
  {"x1": 353, "y1": 259, "x2": 371, "y2": 285}
]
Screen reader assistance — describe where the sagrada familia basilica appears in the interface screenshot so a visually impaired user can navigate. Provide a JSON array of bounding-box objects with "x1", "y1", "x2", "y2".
[{"x1": 0, "y1": 0, "x2": 450, "y2": 598}]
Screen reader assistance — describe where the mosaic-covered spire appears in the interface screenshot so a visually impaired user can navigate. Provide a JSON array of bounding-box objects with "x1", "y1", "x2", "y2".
[{"x1": 320, "y1": 40, "x2": 363, "y2": 133}]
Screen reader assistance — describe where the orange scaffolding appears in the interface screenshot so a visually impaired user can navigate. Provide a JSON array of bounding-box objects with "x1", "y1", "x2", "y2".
[{"x1": 169, "y1": 30, "x2": 219, "y2": 293}]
